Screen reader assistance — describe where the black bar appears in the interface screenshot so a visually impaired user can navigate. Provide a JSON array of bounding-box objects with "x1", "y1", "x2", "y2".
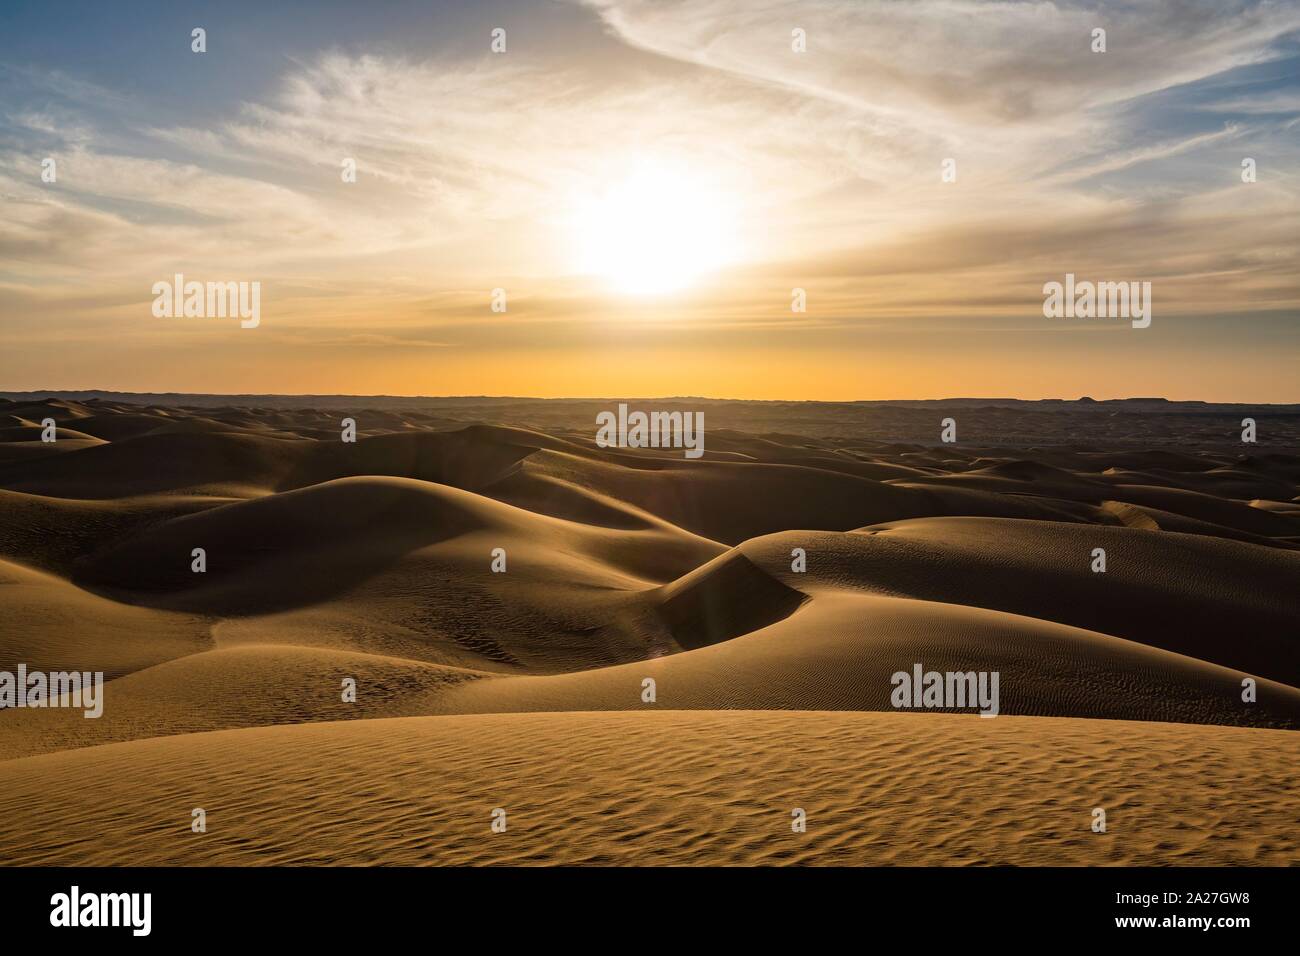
[{"x1": 1, "y1": 866, "x2": 1292, "y2": 942}]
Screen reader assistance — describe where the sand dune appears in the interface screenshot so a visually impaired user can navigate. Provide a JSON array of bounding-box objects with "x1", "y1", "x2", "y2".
[
  {"x1": 72, "y1": 477, "x2": 721, "y2": 669},
  {"x1": 0, "y1": 557, "x2": 211, "y2": 680},
  {"x1": 729, "y1": 518, "x2": 1300, "y2": 684},
  {"x1": 0, "y1": 644, "x2": 490, "y2": 760},
  {"x1": 0, "y1": 711, "x2": 1295, "y2": 866},
  {"x1": 437, "y1": 592, "x2": 1300, "y2": 727},
  {"x1": 0, "y1": 395, "x2": 1296, "y2": 865},
  {"x1": 0, "y1": 430, "x2": 311, "y2": 498},
  {"x1": 0, "y1": 488, "x2": 230, "y2": 575}
]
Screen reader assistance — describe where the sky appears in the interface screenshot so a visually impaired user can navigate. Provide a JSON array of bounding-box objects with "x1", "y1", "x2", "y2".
[{"x1": 1, "y1": 0, "x2": 1298, "y2": 401}]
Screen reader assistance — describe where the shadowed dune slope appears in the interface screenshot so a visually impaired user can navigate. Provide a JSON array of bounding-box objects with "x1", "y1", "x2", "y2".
[
  {"x1": 0, "y1": 431, "x2": 312, "y2": 499},
  {"x1": 52, "y1": 476, "x2": 721, "y2": 675},
  {"x1": 0, "y1": 488, "x2": 231, "y2": 576},
  {"x1": 439, "y1": 592, "x2": 1300, "y2": 728},
  {"x1": 495, "y1": 449, "x2": 1103, "y2": 544},
  {"x1": 0, "y1": 558, "x2": 212, "y2": 680},
  {"x1": 74, "y1": 475, "x2": 723, "y2": 612},
  {"x1": 656, "y1": 550, "x2": 808, "y2": 649}
]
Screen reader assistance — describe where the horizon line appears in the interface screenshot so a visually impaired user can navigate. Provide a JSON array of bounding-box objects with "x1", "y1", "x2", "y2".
[{"x1": 3, "y1": 388, "x2": 1299, "y2": 408}]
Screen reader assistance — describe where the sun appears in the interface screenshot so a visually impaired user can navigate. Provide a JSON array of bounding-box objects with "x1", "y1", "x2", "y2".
[{"x1": 571, "y1": 161, "x2": 740, "y2": 295}]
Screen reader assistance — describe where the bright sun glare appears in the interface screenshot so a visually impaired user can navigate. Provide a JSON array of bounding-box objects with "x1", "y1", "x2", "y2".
[{"x1": 572, "y1": 162, "x2": 739, "y2": 295}]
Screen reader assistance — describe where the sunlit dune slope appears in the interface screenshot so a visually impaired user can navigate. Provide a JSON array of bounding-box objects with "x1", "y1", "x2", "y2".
[{"x1": 0, "y1": 711, "x2": 1294, "y2": 866}]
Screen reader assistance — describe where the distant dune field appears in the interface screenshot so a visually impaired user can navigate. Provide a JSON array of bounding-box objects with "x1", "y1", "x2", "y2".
[{"x1": 1, "y1": 395, "x2": 1297, "y2": 865}]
